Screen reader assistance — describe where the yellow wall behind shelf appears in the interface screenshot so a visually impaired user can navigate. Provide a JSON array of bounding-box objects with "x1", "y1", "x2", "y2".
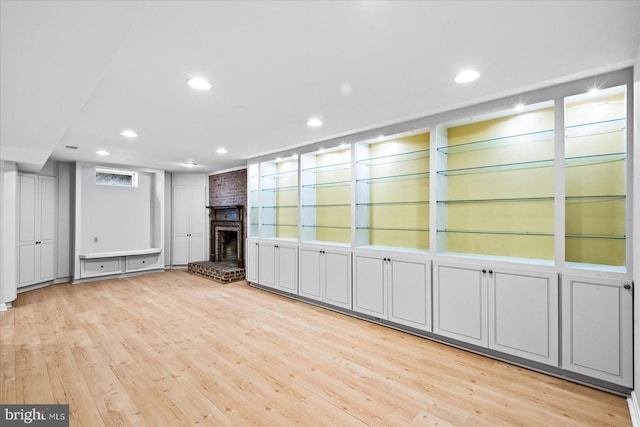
[
  {"x1": 565, "y1": 91, "x2": 626, "y2": 266},
  {"x1": 445, "y1": 108, "x2": 555, "y2": 259},
  {"x1": 276, "y1": 159, "x2": 298, "y2": 239},
  {"x1": 314, "y1": 149, "x2": 351, "y2": 243},
  {"x1": 368, "y1": 133, "x2": 430, "y2": 249}
]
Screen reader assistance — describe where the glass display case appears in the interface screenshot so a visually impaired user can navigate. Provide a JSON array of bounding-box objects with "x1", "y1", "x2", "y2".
[
  {"x1": 355, "y1": 131, "x2": 430, "y2": 251},
  {"x1": 436, "y1": 103, "x2": 555, "y2": 261},
  {"x1": 300, "y1": 145, "x2": 351, "y2": 245},
  {"x1": 564, "y1": 86, "x2": 627, "y2": 268}
]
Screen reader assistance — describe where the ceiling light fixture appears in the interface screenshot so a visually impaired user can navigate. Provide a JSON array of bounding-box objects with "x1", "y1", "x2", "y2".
[
  {"x1": 187, "y1": 77, "x2": 212, "y2": 91},
  {"x1": 455, "y1": 69, "x2": 480, "y2": 84},
  {"x1": 588, "y1": 87, "x2": 600, "y2": 96},
  {"x1": 515, "y1": 103, "x2": 525, "y2": 111},
  {"x1": 183, "y1": 162, "x2": 198, "y2": 167},
  {"x1": 216, "y1": 148, "x2": 228, "y2": 154},
  {"x1": 121, "y1": 129, "x2": 138, "y2": 138},
  {"x1": 306, "y1": 118, "x2": 323, "y2": 127},
  {"x1": 96, "y1": 150, "x2": 109, "y2": 156}
]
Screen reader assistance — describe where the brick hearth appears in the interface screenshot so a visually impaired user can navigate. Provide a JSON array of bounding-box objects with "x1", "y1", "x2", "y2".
[{"x1": 188, "y1": 261, "x2": 245, "y2": 284}]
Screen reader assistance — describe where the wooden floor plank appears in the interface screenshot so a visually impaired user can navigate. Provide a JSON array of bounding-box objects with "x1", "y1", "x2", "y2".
[{"x1": 0, "y1": 271, "x2": 631, "y2": 426}]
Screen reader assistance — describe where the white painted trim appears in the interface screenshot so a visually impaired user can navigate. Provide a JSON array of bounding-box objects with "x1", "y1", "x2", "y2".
[
  {"x1": 208, "y1": 165, "x2": 246, "y2": 176},
  {"x1": 0, "y1": 302, "x2": 9, "y2": 311},
  {"x1": 628, "y1": 391, "x2": 640, "y2": 427}
]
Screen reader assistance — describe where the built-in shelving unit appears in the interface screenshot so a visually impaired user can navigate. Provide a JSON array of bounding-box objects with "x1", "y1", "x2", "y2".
[
  {"x1": 564, "y1": 86, "x2": 627, "y2": 268},
  {"x1": 248, "y1": 163, "x2": 259, "y2": 238},
  {"x1": 260, "y1": 156, "x2": 299, "y2": 240},
  {"x1": 354, "y1": 131, "x2": 430, "y2": 251},
  {"x1": 436, "y1": 102, "x2": 555, "y2": 261},
  {"x1": 244, "y1": 68, "x2": 635, "y2": 391},
  {"x1": 300, "y1": 146, "x2": 351, "y2": 245}
]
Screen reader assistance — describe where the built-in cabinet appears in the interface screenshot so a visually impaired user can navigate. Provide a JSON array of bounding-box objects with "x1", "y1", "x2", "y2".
[
  {"x1": 354, "y1": 249, "x2": 431, "y2": 331},
  {"x1": 299, "y1": 244, "x2": 351, "y2": 309},
  {"x1": 246, "y1": 238, "x2": 259, "y2": 283},
  {"x1": 258, "y1": 240, "x2": 297, "y2": 293},
  {"x1": 173, "y1": 185, "x2": 206, "y2": 265},
  {"x1": 18, "y1": 174, "x2": 56, "y2": 287},
  {"x1": 561, "y1": 274, "x2": 633, "y2": 387},
  {"x1": 244, "y1": 69, "x2": 634, "y2": 390},
  {"x1": 78, "y1": 249, "x2": 162, "y2": 279},
  {"x1": 433, "y1": 261, "x2": 558, "y2": 366}
]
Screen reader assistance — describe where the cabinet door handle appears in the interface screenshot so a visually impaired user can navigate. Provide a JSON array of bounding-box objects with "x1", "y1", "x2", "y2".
[
  {"x1": 488, "y1": 270, "x2": 493, "y2": 275},
  {"x1": 100, "y1": 265, "x2": 104, "y2": 268},
  {"x1": 142, "y1": 260, "x2": 146, "y2": 264},
  {"x1": 482, "y1": 269, "x2": 487, "y2": 274},
  {"x1": 624, "y1": 284, "x2": 631, "y2": 290}
]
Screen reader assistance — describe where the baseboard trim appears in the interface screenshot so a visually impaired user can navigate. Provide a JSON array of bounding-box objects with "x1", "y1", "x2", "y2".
[
  {"x1": 628, "y1": 391, "x2": 640, "y2": 427},
  {"x1": 0, "y1": 302, "x2": 11, "y2": 311}
]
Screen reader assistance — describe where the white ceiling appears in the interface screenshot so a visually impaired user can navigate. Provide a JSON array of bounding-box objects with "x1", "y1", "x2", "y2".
[{"x1": 1, "y1": 1, "x2": 639, "y2": 173}]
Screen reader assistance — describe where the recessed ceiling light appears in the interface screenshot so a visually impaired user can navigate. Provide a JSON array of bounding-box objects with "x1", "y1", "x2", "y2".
[
  {"x1": 514, "y1": 103, "x2": 525, "y2": 111},
  {"x1": 187, "y1": 77, "x2": 212, "y2": 91},
  {"x1": 121, "y1": 130, "x2": 138, "y2": 138},
  {"x1": 183, "y1": 162, "x2": 198, "y2": 167},
  {"x1": 96, "y1": 150, "x2": 109, "y2": 156},
  {"x1": 588, "y1": 87, "x2": 600, "y2": 96},
  {"x1": 455, "y1": 69, "x2": 480, "y2": 84},
  {"x1": 216, "y1": 148, "x2": 228, "y2": 154},
  {"x1": 306, "y1": 118, "x2": 323, "y2": 127}
]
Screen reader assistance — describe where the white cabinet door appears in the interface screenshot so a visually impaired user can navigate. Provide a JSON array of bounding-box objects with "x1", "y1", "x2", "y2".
[
  {"x1": 324, "y1": 250, "x2": 351, "y2": 310},
  {"x1": 277, "y1": 243, "x2": 298, "y2": 293},
  {"x1": 258, "y1": 241, "x2": 297, "y2": 292},
  {"x1": 172, "y1": 186, "x2": 206, "y2": 264},
  {"x1": 246, "y1": 239, "x2": 259, "y2": 283},
  {"x1": 433, "y1": 262, "x2": 487, "y2": 347},
  {"x1": 353, "y1": 254, "x2": 386, "y2": 318},
  {"x1": 299, "y1": 247, "x2": 322, "y2": 300},
  {"x1": 258, "y1": 242, "x2": 276, "y2": 289},
  {"x1": 489, "y1": 269, "x2": 558, "y2": 366},
  {"x1": 18, "y1": 174, "x2": 37, "y2": 287},
  {"x1": 562, "y1": 274, "x2": 632, "y2": 387},
  {"x1": 389, "y1": 257, "x2": 431, "y2": 331},
  {"x1": 38, "y1": 177, "x2": 56, "y2": 282},
  {"x1": 18, "y1": 174, "x2": 56, "y2": 287}
]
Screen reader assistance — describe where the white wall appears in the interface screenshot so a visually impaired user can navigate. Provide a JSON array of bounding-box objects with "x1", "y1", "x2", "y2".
[
  {"x1": 56, "y1": 162, "x2": 72, "y2": 279},
  {"x1": 164, "y1": 172, "x2": 172, "y2": 267},
  {"x1": 79, "y1": 165, "x2": 153, "y2": 253},
  {"x1": 632, "y1": 44, "x2": 639, "y2": 397},
  {"x1": 0, "y1": 161, "x2": 18, "y2": 308}
]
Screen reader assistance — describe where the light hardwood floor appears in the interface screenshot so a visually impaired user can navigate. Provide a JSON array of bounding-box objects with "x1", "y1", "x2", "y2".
[{"x1": 0, "y1": 270, "x2": 631, "y2": 426}]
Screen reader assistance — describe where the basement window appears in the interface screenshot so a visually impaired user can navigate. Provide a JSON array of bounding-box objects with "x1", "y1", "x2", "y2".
[{"x1": 95, "y1": 168, "x2": 138, "y2": 187}]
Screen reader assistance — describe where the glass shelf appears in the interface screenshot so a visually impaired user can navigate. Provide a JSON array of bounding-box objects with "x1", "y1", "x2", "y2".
[
  {"x1": 566, "y1": 195, "x2": 625, "y2": 200},
  {"x1": 438, "y1": 229, "x2": 554, "y2": 237},
  {"x1": 301, "y1": 161, "x2": 351, "y2": 173},
  {"x1": 261, "y1": 185, "x2": 298, "y2": 192},
  {"x1": 302, "y1": 203, "x2": 351, "y2": 208},
  {"x1": 437, "y1": 159, "x2": 554, "y2": 176},
  {"x1": 356, "y1": 148, "x2": 429, "y2": 166},
  {"x1": 566, "y1": 234, "x2": 626, "y2": 240},
  {"x1": 565, "y1": 117, "x2": 626, "y2": 139},
  {"x1": 261, "y1": 169, "x2": 298, "y2": 180},
  {"x1": 356, "y1": 200, "x2": 428, "y2": 206},
  {"x1": 356, "y1": 171, "x2": 429, "y2": 184},
  {"x1": 301, "y1": 180, "x2": 351, "y2": 189},
  {"x1": 565, "y1": 152, "x2": 625, "y2": 167},
  {"x1": 437, "y1": 129, "x2": 554, "y2": 154},
  {"x1": 302, "y1": 225, "x2": 351, "y2": 230},
  {"x1": 262, "y1": 204, "x2": 298, "y2": 209},
  {"x1": 437, "y1": 196, "x2": 554, "y2": 204},
  {"x1": 357, "y1": 226, "x2": 429, "y2": 232},
  {"x1": 261, "y1": 223, "x2": 297, "y2": 228}
]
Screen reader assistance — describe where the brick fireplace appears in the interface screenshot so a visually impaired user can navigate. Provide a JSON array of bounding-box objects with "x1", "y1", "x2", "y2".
[{"x1": 187, "y1": 205, "x2": 246, "y2": 283}]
